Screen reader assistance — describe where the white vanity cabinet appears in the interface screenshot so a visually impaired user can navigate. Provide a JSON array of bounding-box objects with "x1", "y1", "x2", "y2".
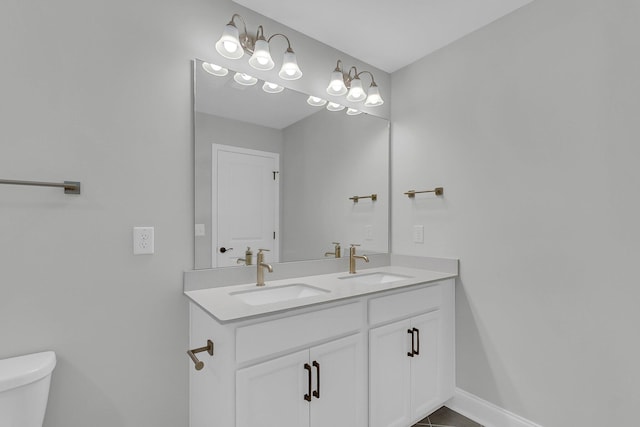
[
  {"x1": 188, "y1": 277, "x2": 454, "y2": 427},
  {"x1": 236, "y1": 333, "x2": 365, "y2": 427},
  {"x1": 189, "y1": 300, "x2": 366, "y2": 427},
  {"x1": 369, "y1": 283, "x2": 455, "y2": 427}
]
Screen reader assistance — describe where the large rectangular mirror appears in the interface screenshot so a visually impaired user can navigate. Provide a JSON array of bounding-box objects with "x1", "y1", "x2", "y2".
[{"x1": 194, "y1": 58, "x2": 390, "y2": 269}]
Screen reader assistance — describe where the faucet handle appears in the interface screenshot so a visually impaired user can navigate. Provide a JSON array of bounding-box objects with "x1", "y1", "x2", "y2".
[
  {"x1": 257, "y1": 248, "x2": 270, "y2": 252},
  {"x1": 350, "y1": 243, "x2": 361, "y2": 247}
]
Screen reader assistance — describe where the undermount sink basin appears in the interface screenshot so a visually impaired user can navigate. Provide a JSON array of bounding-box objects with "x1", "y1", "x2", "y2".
[
  {"x1": 230, "y1": 284, "x2": 330, "y2": 306},
  {"x1": 339, "y1": 272, "x2": 412, "y2": 285}
]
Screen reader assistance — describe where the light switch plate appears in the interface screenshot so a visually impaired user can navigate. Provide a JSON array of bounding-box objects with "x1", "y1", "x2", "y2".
[
  {"x1": 133, "y1": 227, "x2": 154, "y2": 255},
  {"x1": 195, "y1": 223, "x2": 205, "y2": 237},
  {"x1": 413, "y1": 225, "x2": 424, "y2": 244},
  {"x1": 364, "y1": 225, "x2": 373, "y2": 240}
]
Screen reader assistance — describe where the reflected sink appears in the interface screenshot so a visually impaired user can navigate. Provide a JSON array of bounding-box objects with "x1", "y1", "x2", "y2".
[
  {"x1": 338, "y1": 272, "x2": 412, "y2": 285},
  {"x1": 230, "y1": 284, "x2": 330, "y2": 306}
]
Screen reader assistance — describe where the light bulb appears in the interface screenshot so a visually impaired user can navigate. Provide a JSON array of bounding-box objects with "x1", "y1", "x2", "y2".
[
  {"x1": 248, "y1": 39, "x2": 275, "y2": 71},
  {"x1": 278, "y1": 49, "x2": 303, "y2": 80},
  {"x1": 346, "y1": 78, "x2": 367, "y2": 102},
  {"x1": 346, "y1": 108, "x2": 362, "y2": 115},
  {"x1": 233, "y1": 72, "x2": 258, "y2": 86},
  {"x1": 307, "y1": 96, "x2": 327, "y2": 107},
  {"x1": 326, "y1": 102, "x2": 345, "y2": 112},
  {"x1": 202, "y1": 62, "x2": 228, "y2": 77},
  {"x1": 364, "y1": 85, "x2": 384, "y2": 107},
  {"x1": 215, "y1": 23, "x2": 244, "y2": 60},
  {"x1": 223, "y1": 41, "x2": 238, "y2": 53},
  {"x1": 262, "y1": 82, "x2": 284, "y2": 93}
]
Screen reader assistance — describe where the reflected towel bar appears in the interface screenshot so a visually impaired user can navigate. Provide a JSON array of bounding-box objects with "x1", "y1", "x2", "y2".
[
  {"x1": 349, "y1": 194, "x2": 377, "y2": 203},
  {"x1": 404, "y1": 187, "x2": 443, "y2": 198},
  {"x1": 0, "y1": 179, "x2": 81, "y2": 195}
]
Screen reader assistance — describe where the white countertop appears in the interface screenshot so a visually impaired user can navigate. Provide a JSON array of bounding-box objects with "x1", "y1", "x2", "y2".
[{"x1": 185, "y1": 266, "x2": 457, "y2": 322}]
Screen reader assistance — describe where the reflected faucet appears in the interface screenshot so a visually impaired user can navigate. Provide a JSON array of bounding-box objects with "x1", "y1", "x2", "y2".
[
  {"x1": 256, "y1": 249, "x2": 273, "y2": 286},
  {"x1": 237, "y1": 247, "x2": 253, "y2": 266},
  {"x1": 349, "y1": 244, "x2": 369, "y2": 274},
  {"x1": 324, "y1": 242, "x2": 341, "y2": 258}
]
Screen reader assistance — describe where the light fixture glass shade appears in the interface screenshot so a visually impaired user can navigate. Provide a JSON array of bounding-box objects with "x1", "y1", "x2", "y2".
[
  {"x1": 202, "y1": 62, "x2": 228, "y2": 77},
  {"x1": 233, "y1": 72, "x2": 258, "y2": 86},
  {"x1": 262, "y1": 81, "x2": 284, "y2": 93},
  {"x1": 248, "y1": 39, "x2": 275, "y2": 70},
  {"x1": 278, "y1": 50, "x2": 303, "y2": 80},
  {"x1": 364, "y1": 85, "x2": 384, "y2": 106},
  {"x1": 346, "y1": 77, "x2": 367, "y2": 102},
  {"x1": 326, "y1": 102, "x2": 345, "y2": 112},
  {"x1": 215, "y1": 23, "x2": 244, "y2": 59},
  {"x1": 346, "y1": 108, "x2": 362, "y2": 115},
  {"x1": 307, "y1": 96, "x2": 327, "y2": 107},
  {"x1": 326, "y1": 70, "x2": 348, "y2": 96}
]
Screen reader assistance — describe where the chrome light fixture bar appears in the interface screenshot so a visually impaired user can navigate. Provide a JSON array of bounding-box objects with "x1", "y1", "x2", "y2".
[
  {"x1": 326, "y1": 60, "x2": 384, "y2": 107},
  {"x1": 215, "y1": 14, "x2": 303, "y2": 81}
]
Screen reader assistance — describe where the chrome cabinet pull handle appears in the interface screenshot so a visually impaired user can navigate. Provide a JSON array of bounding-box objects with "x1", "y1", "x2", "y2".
[
  {"x1": 312, "y1": 361, "x2": 320, "y2": 399},
  {"x1": 304, "y1": 363, "x2": 312, "y2": 402}
]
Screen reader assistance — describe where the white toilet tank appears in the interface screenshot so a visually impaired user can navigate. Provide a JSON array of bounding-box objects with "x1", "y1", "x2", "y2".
[{"x1": 0, "y1": 351, "x2": 56, "y2": 427}]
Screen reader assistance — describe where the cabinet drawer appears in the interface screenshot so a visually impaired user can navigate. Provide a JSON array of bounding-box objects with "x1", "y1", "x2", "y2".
[
  {"x1": 369, "y1": 283, "x2": 442, "y2": 326},
  {"x1": 236, "y1": 301, "x2": 363, "y2": 364}
]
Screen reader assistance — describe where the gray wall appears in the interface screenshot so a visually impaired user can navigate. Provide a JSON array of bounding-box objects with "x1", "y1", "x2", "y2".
[
  {"x1": 0, "y1": 1, "x2": 387, "y2": 426},
  {"x1": 391, "y1": 0, "x2": 640, "y2": 425}
]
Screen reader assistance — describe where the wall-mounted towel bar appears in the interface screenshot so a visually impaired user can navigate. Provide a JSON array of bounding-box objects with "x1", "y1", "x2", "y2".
[
  {"x1": 349, "y1": 194, "x2": 377, "y2": 203},
  {"x1": 0, "y1": 179, "x2": 81, "y2": 195},
  {"x1": 404, "y1": 187, "x2": 443, "y2": 198}
]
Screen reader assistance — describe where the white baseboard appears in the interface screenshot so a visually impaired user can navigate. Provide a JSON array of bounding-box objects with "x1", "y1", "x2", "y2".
[{"x1": 445, "y1": 388, "x2": 544, "y2": 427}]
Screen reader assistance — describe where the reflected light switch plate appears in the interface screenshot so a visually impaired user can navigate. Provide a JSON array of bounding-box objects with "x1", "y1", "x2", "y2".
[
  {"x1": 413, "y1": 225, "x2": 424, "y2": 244},
  {"x1": 364, "y1": 225, "x2": 373, "y2": 240}
]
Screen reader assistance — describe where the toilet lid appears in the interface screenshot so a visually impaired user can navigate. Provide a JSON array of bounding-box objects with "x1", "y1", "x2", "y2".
[{"x1": 0, "y1": 351, "x2": 56, "y2": 392}]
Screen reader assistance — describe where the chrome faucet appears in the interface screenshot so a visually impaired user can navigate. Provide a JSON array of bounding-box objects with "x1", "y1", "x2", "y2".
[
  {"x1": 324, "y1": 242, "x2": 341, "y2": 258},
  {"x1": 256, "y1": 249, "x2": 273, "y2": 286},
  {"x1": 349, "y1": 244, "x2": 369, "y2": 274}
]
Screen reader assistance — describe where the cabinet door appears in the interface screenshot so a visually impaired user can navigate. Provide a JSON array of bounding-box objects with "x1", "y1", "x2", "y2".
[
  {"x1": 236, "y1": 350, "x2": 310, "y2": 427},
  {"x1": 309, "y1": 334, "x2": 366, "y2": 427},
  {"x1": 410, "y1": 310, "x2": 441, "y2": 420},
  {"x1": 369, "y1": 319, "x2": 412, "y2": 427}
]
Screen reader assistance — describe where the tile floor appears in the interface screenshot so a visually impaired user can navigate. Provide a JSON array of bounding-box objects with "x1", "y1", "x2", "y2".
[{"x1": 412, "y1": 406, "x2": 483, "y2": 427}]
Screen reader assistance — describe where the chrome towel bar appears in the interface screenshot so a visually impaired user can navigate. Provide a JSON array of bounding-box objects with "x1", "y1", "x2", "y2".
[{"x1": 0, "y1": 179, "x2": 81, "y2": 194}]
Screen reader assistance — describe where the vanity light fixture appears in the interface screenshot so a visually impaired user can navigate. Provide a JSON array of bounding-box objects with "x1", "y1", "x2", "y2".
[
  {"x1": 215, "y1": 14, "x2": 303, "y2": 81},
  {"x1": 233, "y1": 72, "x2": 258, "y2": 86},
  {"x1": 307, "y1": 96, "x2": 327, "y2": 107},
  {"x1": 346, "y1": 108, "x2": 362, "y2": 116},
  {"x1": 262, "y1": 81, "x2": 284, "y2": 94},
  {"x1": 326, "y1": 60, "x2": 384, "y2": 107},
  {"x1": 202, "y1": 62, "x2": 229, "y2": 77},
  {"x1": 326, "y1": 102, "x2": 345, "y2": 112}
]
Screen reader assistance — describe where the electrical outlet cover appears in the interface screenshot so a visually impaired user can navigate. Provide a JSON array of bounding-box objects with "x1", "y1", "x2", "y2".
[{"x1": 133, "y1": 226, "x2": 154, "y2": 255}]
